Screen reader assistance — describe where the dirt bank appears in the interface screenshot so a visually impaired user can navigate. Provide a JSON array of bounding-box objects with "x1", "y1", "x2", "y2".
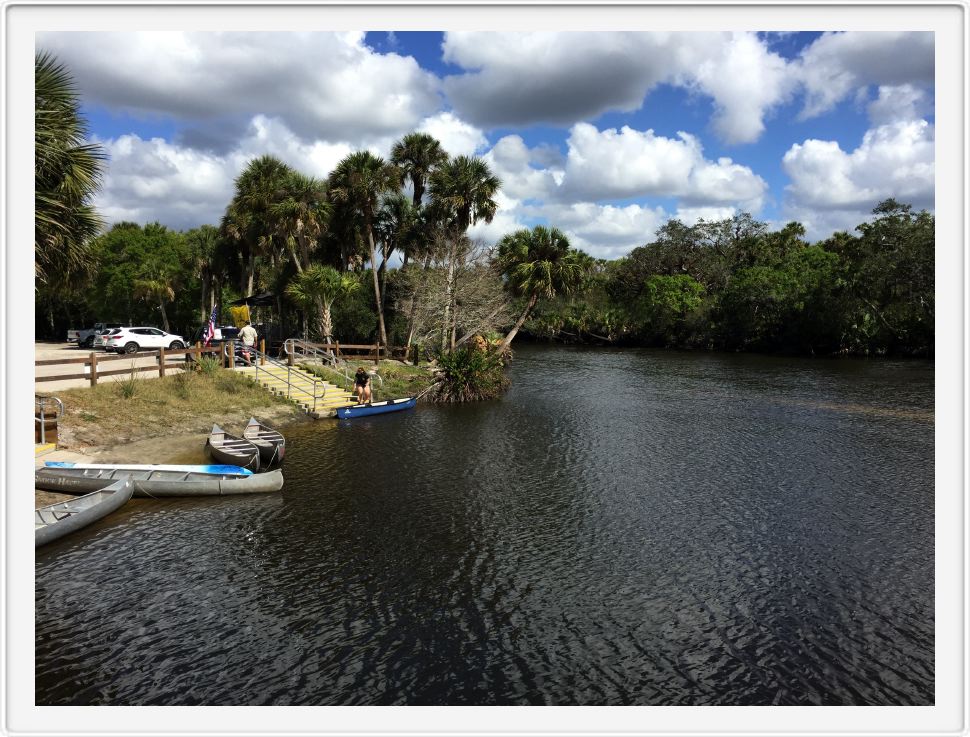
[{"x1": 36, "y1": 403, "x2": 308, "y2": 508}]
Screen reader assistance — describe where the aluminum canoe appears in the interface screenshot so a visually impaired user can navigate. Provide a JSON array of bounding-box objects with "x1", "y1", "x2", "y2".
[
  {"x1": 45, "y1": 461, "x2": 253, "y2": 475},
  {"x1": 242, "y1": 417, "x2": 285, "y2": 466},
  {"x1": 35, "y1": 477, "x2": 134, "y2": 547},
  {"x1": 204, "y1": 424, "x2": 261, "y2": 472},
  {"x1": 35, "y1": 466, "x2": 284, "y2": 497}
]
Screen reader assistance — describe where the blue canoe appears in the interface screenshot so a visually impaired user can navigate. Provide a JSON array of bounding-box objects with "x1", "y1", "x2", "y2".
[
  {"x1": 335, "y1": 397, "x2": 417, "y2": 419},
  {"x1": 45, "y1": 461, "x2": 253, "y2": 476}
]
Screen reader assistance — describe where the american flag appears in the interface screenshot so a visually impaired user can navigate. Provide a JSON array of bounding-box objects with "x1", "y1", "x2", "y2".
[{"x1": 203, "y1": 306, "x2": 217, "y2": 346}]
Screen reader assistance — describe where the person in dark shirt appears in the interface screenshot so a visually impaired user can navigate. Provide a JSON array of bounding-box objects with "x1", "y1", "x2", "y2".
[{"x1": 354, "y1": 367, "x2": 372, "y2": 404}]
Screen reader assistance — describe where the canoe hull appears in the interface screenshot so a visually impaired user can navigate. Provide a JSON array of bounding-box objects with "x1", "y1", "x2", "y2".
[
  {"x1": 35, "y1": 478, "x2": 134, "y2": 547},
  {"x1": 335, "y1": 397, "x2": 416, "y2": 419},
  {"x1": 44, "y1": 461, "x2": 253, "y2": 476},
  {"x1": 35, "y1": 467, "x2": 284, "y2": 496},
  {"x1": 204, "y1": 439, "x2": 261, "y2": 472},
  {"x1": 242, "y1": 418, "x2": 285, "y2": 466}
]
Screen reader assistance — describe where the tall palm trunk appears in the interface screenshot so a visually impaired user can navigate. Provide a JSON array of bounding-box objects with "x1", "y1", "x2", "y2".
[
  {"x1": 322, "y1": 303, "x2": 334, "y2": 346},
  {"x1": 367, "y1": 225, "x2": 388, "y2": 347},
  {"x1": 497, "y1": 292, "x2": 538, "y2": 351},
  {"x1": 158, "y1": 295, "x2": 171, "y2": 333},
  {"x1": 441, "y1": 239, "x2": 457, "y2": 351}
]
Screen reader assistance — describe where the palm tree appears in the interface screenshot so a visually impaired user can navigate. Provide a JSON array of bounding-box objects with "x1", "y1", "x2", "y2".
[
  {"x1": 375, "y1": 192, "x2": 419, "y2": 309},
  {"x1": 271, "y1": 172, "x2": 331, "y2": 273},
  {"x1": 328, "y1": 151, "x2": 401, "y2": 347},
  {"x1": 35, "y1": 51, "x2": 106, "y2": 286},
  {"x1": 428, "y1": 155, "x2": 500, "y2": 236},
  {"x1": 391, "y1": 132, "x2": 448, "y2": 210},
  {"x1": 495, "y1": 226, "x2": 591, "y2": 350},
  {"x1": 222, "y1": 155, "x2": 293, "y2": 295},
  {"x1": 285, "y1": 265, "x2": 359, "y2": 345},
  {"x1": 429, "y1": 155, "x2": 501, "y2": 349},
  {"x1": 132, "y1": 276, "x2": 176, "y2": 332},
  {"x1": 185, "y1": 225, "x2": 220, "y2": 322}
]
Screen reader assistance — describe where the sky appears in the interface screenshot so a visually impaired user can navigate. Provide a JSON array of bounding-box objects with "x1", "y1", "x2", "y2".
[{"x1": 36, "y1": 30, "x2": 936, "y2": 260}]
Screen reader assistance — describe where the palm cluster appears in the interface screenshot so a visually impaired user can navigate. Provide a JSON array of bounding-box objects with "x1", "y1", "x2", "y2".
[
  {"x1": 215, "y1": 131, "x2": 525, "y2": 351},
  {"x1": 33, "y1": 52, "x2": 594, "y2": 354}
]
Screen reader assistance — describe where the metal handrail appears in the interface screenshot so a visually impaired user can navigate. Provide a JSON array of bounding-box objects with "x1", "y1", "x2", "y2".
[
  {"x1": 283, "y1": 338, "x2": 386, "y2": 400},
  {"x1": 282, "y1": 338, "x2": 341, "y2": 367},
  {"x1": 225, "y1": 341, "x2": 328, "y2": 414},
  {"x1": 35, "y1": 395, "x2": 64, "y2": 445}
]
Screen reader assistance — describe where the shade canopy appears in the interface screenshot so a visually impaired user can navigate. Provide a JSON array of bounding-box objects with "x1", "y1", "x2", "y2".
[{"x1": 229, "y1": 292, "x2": 275, "y2": 307}]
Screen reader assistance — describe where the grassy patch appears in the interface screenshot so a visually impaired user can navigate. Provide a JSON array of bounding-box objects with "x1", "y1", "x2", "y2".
[
  {"x1": 56, "y1": 367, "x2": 297, "y2": 445},
  {"x1": 301, "y1": 359, "x2": 434, "y2": 401}
]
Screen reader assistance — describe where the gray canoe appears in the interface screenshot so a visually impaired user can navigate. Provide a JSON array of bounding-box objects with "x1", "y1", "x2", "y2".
[
  {"x1": 35, "y1": 477, "x2": 134, "y2": 547},
  {"x1": 35, "y1": 466, "x2": 284, "y2": 497}
]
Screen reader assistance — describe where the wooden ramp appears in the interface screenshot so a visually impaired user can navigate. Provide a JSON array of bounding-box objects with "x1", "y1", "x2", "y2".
[{"x1": 234, "y1": 364, "x2": 354, "y2": 417}]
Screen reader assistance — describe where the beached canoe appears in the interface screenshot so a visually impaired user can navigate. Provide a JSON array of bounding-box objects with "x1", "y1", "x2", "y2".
[
  {"x1": 335, "y1": 397, "x2": 417, "y2": 419},
  {"x1": 242, "y1": 417, "x2": 285, "y2": 466},
  {"x1": 205, "y1": 424, "x2": 261, "y2": 472},
  {"x1": 35, "y1": 477, "x2": 134, "y2": 547},
  {"x1": 44, "y1": 461, "x2": 253, "y2": 476},
  {"x1": 36, "y1": 466, "x2": 284, "y2": 497}
]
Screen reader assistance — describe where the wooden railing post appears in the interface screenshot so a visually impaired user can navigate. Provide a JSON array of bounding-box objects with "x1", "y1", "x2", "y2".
[
  {"x1": 89, "y1": 352, "x2": 98, "y2": 387},
  {"x1": 260, "y1": 338, "x2": 266, "y2": 366},
  {"x1": 288, "y1": 348, "x2": 294, "y2": 366},
  {"x1": 228, "y1": 345, "x2": 235, "y2": 370},
  {"x1": 159, "y1": 347, "x2": 166, "y2": 377}
]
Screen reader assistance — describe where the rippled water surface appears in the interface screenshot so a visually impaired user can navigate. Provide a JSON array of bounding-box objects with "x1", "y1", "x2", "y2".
[{"x1": 36, "y1": 345, "x2": 934, "y2": 705}]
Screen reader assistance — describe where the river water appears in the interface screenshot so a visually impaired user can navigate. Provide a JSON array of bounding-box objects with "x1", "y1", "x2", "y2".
[{"x1": 35, "y1": 345, "x2": 934, "y2": 706}]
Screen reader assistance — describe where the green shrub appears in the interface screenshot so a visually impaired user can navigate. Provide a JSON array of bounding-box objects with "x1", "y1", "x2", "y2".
[
  {"x1": 430, "y1": 345, "x2": 510, "y2": 402},
  {"x1": 116, "y1": 368, "x2": 139, "y2": 399},
  {"x1": 197, "y1": 355, "x2": 221, "y2": 375}
]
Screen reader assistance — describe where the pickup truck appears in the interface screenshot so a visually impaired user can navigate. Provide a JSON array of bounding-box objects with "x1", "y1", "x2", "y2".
[{"x1": 67, "y1": 323, "x2": 125, "y2": 348}]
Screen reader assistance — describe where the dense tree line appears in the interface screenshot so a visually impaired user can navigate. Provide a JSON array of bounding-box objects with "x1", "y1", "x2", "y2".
[
  {"x1": 526, "y1": 201, "x2": 934, "y2": 357},
  {"x1": 36, "y1": 52, "x2": 933, "y2": 360}
]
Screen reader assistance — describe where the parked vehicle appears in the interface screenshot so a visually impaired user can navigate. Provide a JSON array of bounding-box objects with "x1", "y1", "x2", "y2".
[
  {"x1": 101, "y1": 326, "x2": 186, "y2": 354},
  {"x1": 93, "y1": 327, "x2": 121, "y2": 350},
  {"x1": 189, "y1": 325, "x2": 241, "y2": 346},
  {"x1": 184, "y1": 326, "x2": 241, "y2": 363},
  {"x1": 67, "y1": 322, "x2": 125, "y2": 348}
]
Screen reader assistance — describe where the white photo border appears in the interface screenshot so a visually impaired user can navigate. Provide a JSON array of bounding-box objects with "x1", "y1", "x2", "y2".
[{"x1": 3, "y1": 2, "x2": 965, "y2": 735}]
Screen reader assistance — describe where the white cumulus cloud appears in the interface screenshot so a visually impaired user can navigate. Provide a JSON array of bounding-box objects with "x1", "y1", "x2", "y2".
[
  {"x1": 782, "y1": 119, "x2": 934, "y2": 212},
  {"x1": 560, "y1": 123, "x2": 767, "y2": 210},
  {"x1": 417, "y1": 112, "x2": 488, "y2": 157}
]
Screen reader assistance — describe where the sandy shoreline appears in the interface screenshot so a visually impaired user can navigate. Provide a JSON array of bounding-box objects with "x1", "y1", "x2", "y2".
[{"x1": 35, "y1": 403, "x2": 308, "y2": 508}]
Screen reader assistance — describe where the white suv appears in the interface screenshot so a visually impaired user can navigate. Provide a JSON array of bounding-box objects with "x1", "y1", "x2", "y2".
[{"x1": 102, "y1": 327, "x2": 186, "y2": 354}]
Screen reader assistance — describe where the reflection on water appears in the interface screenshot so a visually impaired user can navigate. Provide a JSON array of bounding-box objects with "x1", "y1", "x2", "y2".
[{"x1": 35, "y1": 345, "x2": 934, "y2": 705}]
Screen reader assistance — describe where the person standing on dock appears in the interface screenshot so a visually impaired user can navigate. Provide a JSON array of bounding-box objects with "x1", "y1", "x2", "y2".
[{"x1": 239, "y1": 321, "x2": 258, "y2": 366}]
